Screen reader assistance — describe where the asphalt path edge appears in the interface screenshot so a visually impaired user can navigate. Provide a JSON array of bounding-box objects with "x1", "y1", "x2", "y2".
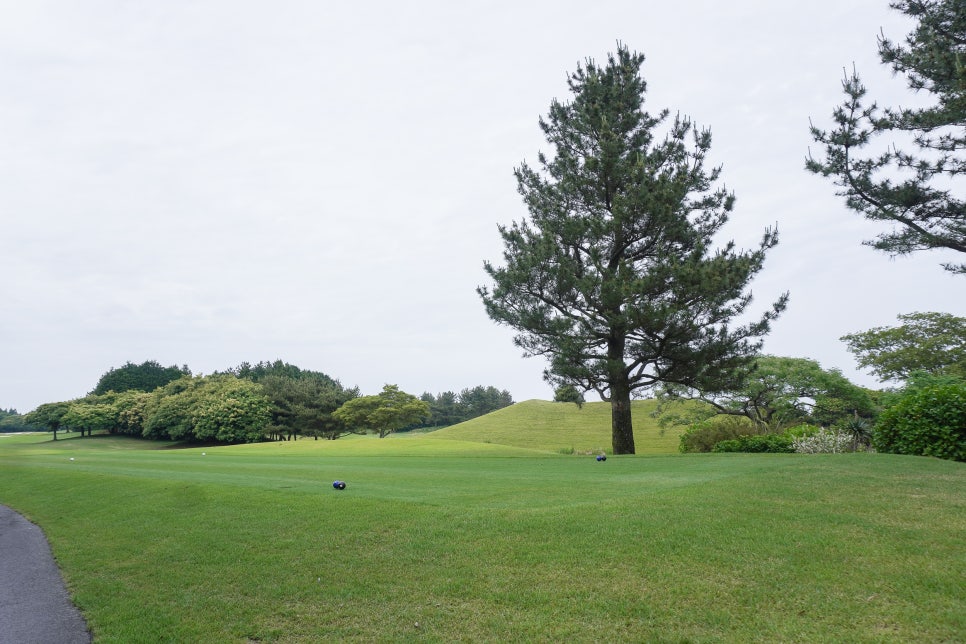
[{"x1": 0, "y1": 504, "x2": 92, "y2": 644}]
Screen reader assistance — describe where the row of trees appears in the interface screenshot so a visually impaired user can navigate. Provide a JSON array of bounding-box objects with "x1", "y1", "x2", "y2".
[
  {"x1": 0, "y1": 408, "x2": 31, "y2": 432},
  {"x1": 417, "y1": 386, "x2": 514, "y2": 428},
  {"x1": 478, "y1": 1, "x2": 964, "y2": 454},
  {"x1": 26, "y1": 366, "x2": 342, "y2": 443},
  {"x1": 21, "y1": 360, "x2": 512, "y2": 443}
]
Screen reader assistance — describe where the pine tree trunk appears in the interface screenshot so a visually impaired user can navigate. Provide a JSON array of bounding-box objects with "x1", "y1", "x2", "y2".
[{"x1": 610, "y1": 375, "x2": 636, "y2": 455}]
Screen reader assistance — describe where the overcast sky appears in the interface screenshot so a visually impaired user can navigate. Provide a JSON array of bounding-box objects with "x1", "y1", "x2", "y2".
[{"x1": 2, "y1": 1, "x2": 963, "y2": 413}]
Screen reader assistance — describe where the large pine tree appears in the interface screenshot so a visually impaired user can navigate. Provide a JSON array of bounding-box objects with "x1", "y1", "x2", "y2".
[{"x1": 478, "y1": 46, "x2": 787, "y2": 454}]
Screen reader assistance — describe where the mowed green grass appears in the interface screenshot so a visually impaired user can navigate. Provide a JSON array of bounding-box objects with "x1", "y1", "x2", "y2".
[{"x1": 0, "y1": 419, "x2": 964, "y2": 642}]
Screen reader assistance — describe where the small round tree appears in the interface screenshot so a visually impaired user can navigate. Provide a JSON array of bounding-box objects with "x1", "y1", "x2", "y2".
[
  {"x1": 332, "y1": 385, "x2": 430, "y2": 438},
  {"x1": 553, "y1": 385, "x2": 585, "y2": 408}
]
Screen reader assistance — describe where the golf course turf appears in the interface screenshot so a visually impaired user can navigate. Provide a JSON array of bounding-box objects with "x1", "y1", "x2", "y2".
[{"x1": 0, "y1": 407, "x2": 963, "y2": 642}]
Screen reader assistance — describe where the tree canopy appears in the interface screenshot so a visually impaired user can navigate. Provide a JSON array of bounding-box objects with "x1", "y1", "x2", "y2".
[
  {"x1": 258, "y1": 374, "x2": 357, "y2": 440},
  {"x1": 223, "y1": 360, "x2": 342, "y2": 388},
  {"x1": 24, "y1": 401, "x2": 72, "y2": 440},
  {"x1": 660, "y1": 356, "x2": 876, "y2": 432},
  {"x1": 479, "y1": 45, "x2": 787, "y2": 453},
  {"x1": 92, "y1": 360, "x2": 191, "y2": 395},
  {"x1": 62, "y1": 395, "x2": 117, "y2": 437},
  {"x1": 141, "y1": 375, "x2": 271, "y2": 443},
  {"x1": 841, "y1": 311, "x2": 966, "y2": 382},
  {"x1": 807, "y1": 0, "x2": 966, "y2": 274},
  {"x1": 225, "y1": 360, "x2": 359, "y2": 440}
]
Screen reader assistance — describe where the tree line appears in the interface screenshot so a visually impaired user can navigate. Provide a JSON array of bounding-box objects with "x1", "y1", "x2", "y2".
[
  {"x1": 0, "y1": 407, "x2": 32, "y2": 432},
  {"x1": 416, "y1": 386, "x2": 515, "y2": 429},
  {"x1": 19, "y1": 360, "x2": 513, "y2": 444}
]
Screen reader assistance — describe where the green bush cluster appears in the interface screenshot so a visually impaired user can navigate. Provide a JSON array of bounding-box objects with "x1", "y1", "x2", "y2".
[
  {"x1": 874, "y1": 380, "x2": 966, "y2": 461},
  {"x1": 712, "y1": 434, "x2": 795, "y2": 453},
  {"x1": 679, "y1": 416, "x2": 755, "y2": 453},
  {"x1": 680, "y1": 417, "x2": 825, "y2": 454}
]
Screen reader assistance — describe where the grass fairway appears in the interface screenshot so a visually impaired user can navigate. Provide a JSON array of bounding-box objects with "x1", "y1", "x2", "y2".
[{"x1": 1, "y1": 431, "x2": 964, "y2": 643}]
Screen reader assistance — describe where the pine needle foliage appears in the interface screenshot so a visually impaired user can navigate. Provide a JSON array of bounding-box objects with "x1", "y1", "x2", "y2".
[
  {"x1": 479, "y1": 45, "x2": 787, "y2": 453},
  {"x1": 807, "y1": 0, "x2": 966, "y2": 274}
]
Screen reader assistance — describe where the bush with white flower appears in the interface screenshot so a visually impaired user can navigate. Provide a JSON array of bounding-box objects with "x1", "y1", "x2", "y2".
[{"x1": 792, "y1": 428, "x2": 855, "y2": 454}]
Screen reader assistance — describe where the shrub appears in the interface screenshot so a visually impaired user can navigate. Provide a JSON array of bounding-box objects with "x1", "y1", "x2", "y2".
[
  {"x1": 793, "y1": 428, "x2": 855, "y2": 454},
  {"x1": 836, "y1": 417, "x2": 874, "y2": 450},
  {"x1": 679, "y1": 415, "x2": 755, "y2": 453},
  {"x1": 553, "y1": 385, "x2": 585, "y2": 408},
  {"x1": 784, "y1": 423, "x2": 822, "y2": 439},
  {"x1": 874, "y1": 381, "x2": 966, "y2": 461},
  {"x1": 712, "y1": 434, "x2": 794, "y2": 453}
]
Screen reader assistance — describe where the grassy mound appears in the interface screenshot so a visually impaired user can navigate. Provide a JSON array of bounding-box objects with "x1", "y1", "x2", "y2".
[{"x1": 427, "y1": 399, "x2": 682, "y2": 454}]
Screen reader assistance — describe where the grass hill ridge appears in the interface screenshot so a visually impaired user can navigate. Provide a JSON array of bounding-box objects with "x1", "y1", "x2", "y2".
[{"x1": 427, "y1": 398, "x2": 682, "y2": 454}]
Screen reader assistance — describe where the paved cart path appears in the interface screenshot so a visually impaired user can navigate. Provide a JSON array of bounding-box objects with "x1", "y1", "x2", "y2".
[{"x1": 0, "y1": 504, "x2": 91, "y2": 644}]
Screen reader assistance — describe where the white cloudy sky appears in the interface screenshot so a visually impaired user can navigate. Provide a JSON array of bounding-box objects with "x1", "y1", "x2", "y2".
[{"x1": 2, "y1": 1, "x2": 963, "y2": 413}]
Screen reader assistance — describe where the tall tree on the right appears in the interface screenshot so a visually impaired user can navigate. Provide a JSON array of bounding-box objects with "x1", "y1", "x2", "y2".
[{"x1": 807, "y1": 0, "x2": 966, "y2": 275}]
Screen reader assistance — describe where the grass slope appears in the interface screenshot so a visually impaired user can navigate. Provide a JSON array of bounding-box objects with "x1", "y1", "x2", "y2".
[
  {"x1": 1, "y1": 432, "x2": 963, "y2": 643},
  {"x1": 428, "y1": 399, "x2": 682, "y2": 454}
]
